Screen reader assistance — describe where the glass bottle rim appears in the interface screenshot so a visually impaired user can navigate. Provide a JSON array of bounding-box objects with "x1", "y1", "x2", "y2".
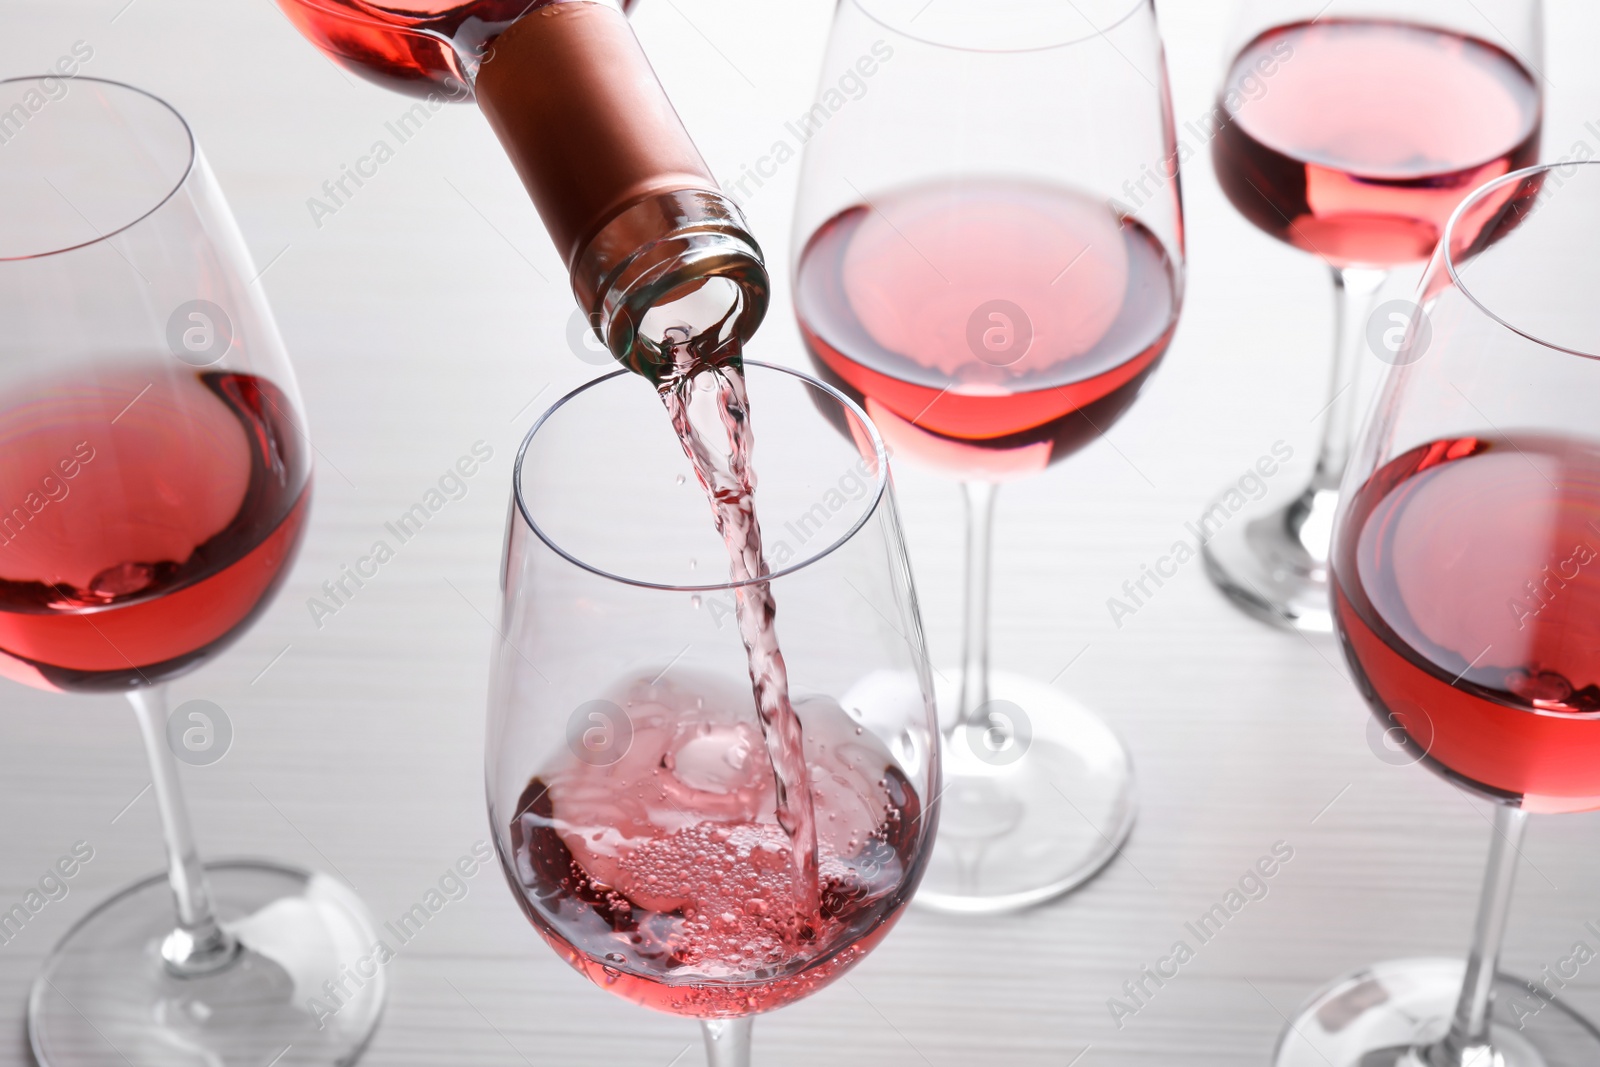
[
  {"x1": 1442, "y1": 159, "x2": 1600, "y2": 361},
  {"x1": 0, "y1": 75, "x2": 196, "y2": 263},
  {"x1": 848, "y1": 0, "x2": 1149, "y2": 54},
  {"x1": 513, "y1": 360, "x2": 892, "y2": 593}
]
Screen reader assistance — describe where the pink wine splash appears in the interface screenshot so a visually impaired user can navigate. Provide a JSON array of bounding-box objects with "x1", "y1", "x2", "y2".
[
  {"x1": 654, "y1": 331, "x2": 820, "y2": 917},
  {"x1": 1213, "y1": 19, "x2": 1540, "y2": 266},
  {"x1": 508, "y1": 669, "x2": 923, "y2": 1016}
]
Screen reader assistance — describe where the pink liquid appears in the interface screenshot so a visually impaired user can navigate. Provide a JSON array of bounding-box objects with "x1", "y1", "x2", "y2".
[
  {"x1": 794, "y1": 179, "x2": 1181, "y2": 479},
  {"x1": 506, "y1": 670, "x2": 925, "y2": 1016},
  {"x1": 274, "y1": 0, "x2": 637, "y2": 97},
  {"x1": 1213, "y1": 19, "x2": 1541, "y2": 266},
  {"x1": 0, "y1": 366, "x2": 310, "y2": 692},
  {"x1": 657, "y1": 339, "x2": 820, "y2": 915},
  {"x1": 1336, "y1": 435, "x2": 1600, "y2": 810}
]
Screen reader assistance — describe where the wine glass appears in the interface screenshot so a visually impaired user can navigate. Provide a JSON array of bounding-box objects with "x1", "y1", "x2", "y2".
[
  {"x1": 2, "y1": 78, "x2": 386, "y2": 1066},
  {"x1": 1279, "y1": 162, "x2": 1600, "y2": 1066},
  {"x1": 790, "y1": 0, "x2": 1184, "y2": 912},
  {"x1": 1202, "y1": 0, "x2": 1543, "y2": 632},
  {"x1": 486, "y1": 362, "x2": 940, "y2": 1066}
]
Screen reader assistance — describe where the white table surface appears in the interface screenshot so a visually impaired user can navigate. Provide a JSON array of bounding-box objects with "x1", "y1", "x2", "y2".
[{"x1": 5, "y1": 1, "x2": 1600, "y2": 1064}]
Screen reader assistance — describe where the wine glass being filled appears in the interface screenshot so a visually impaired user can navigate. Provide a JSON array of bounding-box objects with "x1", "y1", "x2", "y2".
[{"x1": 486, "y1": 363, "x2": 940, "y2": 1066}]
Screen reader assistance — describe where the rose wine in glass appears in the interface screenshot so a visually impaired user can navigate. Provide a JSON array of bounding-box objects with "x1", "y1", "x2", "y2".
[
  {"x1": 790, "y1": 0, "x2": 1184, "y2": 913},
  {"x1": 489, "y1": 363, "x2": 939, "y2": 1063},
  {"x1": 7, "y1": 78, "x2": 386, "y2": 1067},
  {"x1": 1275, "y1": 162, "x2": 1600, "y2": 1067},
  {"x1": 1201, "y1": 2, "x2": 1542, "y2": 632},
  {"x1": 507, "y1": 670, "x2": 923, "y2": 1016},
  {"x1": 0, "y1": 368, "x2": 308, "y2": 690},
  {"x1": 1213, "y1": 20, "x2": 1540, "y2": 266},
  {"x1": 796, "y1": 178, "x2": 1180, "y2": 477},
  {"x1": 1335, "y1": 434, "x2": 1600, "y2": 808}
]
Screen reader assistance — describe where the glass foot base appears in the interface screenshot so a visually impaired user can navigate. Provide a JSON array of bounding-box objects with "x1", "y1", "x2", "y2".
[
  {"x1": 30, "y1": 861, "x2": 387, "y2": 1067},
  {"x1": 1274, "y1": 958, "x2": 1600, "y2": 1067},
  {"x1": 913, "y1": 670, "x2": 1136, "y2": 914},
  {"x1": 1201, "y1": 482, "x2": 1339, "y2": 633}
]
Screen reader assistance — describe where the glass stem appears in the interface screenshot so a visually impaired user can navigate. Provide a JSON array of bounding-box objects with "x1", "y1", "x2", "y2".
[
  {"x1": 955, "y1": 480, "x2": 998, "y2": 732},
  {"x1": 128, "y1": 686, "x2": 239, "y2": 977},
  {"x1": 701, "y1": 1017, "x2": 753, "y2": 1067},
  {"x1": 1427, "y1": 804, "x2": 1529, "y2": 1066},
  {"x1": 1310, "y1": 265, "x2": 1388, "y2": 492}
]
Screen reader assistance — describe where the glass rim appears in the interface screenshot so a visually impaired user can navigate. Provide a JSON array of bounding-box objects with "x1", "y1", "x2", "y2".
[
  {"x1": 0, "y1": 76, "x2": 196, "y2": 263},
  {"x1": 1442, "y1": 159, "x2": 1600, "y2": 361},
  {"x1": 512, "y1": 360, "x2": 893, "y2": 593},
  {"x1": 848, "y1": 0, "x2": 1149, "y2": 54}
]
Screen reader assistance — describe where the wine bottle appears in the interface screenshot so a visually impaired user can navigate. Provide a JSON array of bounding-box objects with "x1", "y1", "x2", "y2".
[{"x1": 275, "y1": 0, "x2": 768, "y2": 381}]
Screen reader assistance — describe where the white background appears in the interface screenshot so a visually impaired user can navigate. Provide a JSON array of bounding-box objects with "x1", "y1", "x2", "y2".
[{"x1": 4, "y1": 1, "x2": 1600, "y2": 1063}]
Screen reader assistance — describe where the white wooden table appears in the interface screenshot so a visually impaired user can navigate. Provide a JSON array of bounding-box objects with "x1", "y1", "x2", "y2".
[{"x1": 5, "y1": 2, "x2": 1600, "y2": 1063}]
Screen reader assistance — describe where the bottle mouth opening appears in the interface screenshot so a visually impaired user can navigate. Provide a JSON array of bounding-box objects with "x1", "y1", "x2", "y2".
[
  {"x1": 601, "y1": 250, "x2": 770, "y2": 380},
  {"x1": 570, "y1": 189, "x2": 771, "y2": 380},
  {"x1": 0, "y1": 76, "x2": 196, "y2": 262}
]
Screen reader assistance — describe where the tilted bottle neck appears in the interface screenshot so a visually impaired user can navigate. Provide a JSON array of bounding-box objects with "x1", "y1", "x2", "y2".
[{"x1": 472, "y1": 0, "x2": 768, "y2": 379}]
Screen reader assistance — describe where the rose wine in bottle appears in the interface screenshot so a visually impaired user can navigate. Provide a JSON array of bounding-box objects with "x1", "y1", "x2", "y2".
[{"x1": 275, "y1": 0, "x2": 768, "y2": 379}]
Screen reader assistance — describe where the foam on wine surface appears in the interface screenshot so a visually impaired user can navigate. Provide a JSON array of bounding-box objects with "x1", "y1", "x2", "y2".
[{"x1": 507, "y1": 669, "x2": 922, "y2": 1015}]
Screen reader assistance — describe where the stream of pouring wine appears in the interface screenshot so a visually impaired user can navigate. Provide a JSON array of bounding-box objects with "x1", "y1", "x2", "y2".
[{"x1": 656, "y1": 329, "x2": 822, "y2": 922}]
